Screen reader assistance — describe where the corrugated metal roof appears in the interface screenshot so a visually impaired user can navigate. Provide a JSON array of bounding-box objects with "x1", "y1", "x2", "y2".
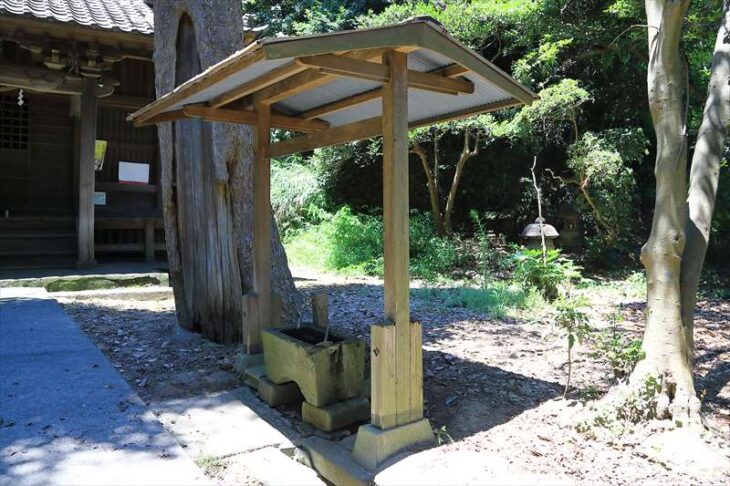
[
  {"x1": 129, "y1": 18, "x2": 537, "y2": 154},
  {"x1": 0, "y1": 0, "x2": 154, "y2": 34}
]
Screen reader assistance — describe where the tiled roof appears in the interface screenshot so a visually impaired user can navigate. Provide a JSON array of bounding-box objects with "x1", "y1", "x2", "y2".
[{"x1": 0, "y1": 0, "x2": 154, "y2": 35}]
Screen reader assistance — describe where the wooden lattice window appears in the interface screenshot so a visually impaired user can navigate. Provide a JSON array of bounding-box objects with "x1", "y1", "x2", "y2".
[{"x1": 0, "y1": 94, "x2": 29, "y2": 150}]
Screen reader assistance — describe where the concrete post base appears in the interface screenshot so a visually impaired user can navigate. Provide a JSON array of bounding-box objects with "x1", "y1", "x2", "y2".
[
  {"x1": 351, "y1": 418, "x2": 435, "y2": 470},
  {"x1": 233, "y1": 351, "x2": 264, "y2": 377}
]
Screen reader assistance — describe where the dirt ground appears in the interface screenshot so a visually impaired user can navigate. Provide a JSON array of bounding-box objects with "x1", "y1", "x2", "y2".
[{"x1": 58, "y1": 269, "x2": 730, "y2": 484}]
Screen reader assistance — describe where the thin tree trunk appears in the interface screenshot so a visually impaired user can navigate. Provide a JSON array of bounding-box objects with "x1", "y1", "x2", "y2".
[
  {"x1": 444, "y1": 129, "x2": 480, "y2": 234},
  {"x1": 632, "y1": 0, "x2": 700, "y2": 421},
  {"x1": 680, "y1": 0, "x2": 730, "y2": 362},
  {"x1": 153, "y1": 0, "x2": 300, "y2": 344},
  {"x1": 411, "y1": 142, "x2": 445, "y2": 235}
]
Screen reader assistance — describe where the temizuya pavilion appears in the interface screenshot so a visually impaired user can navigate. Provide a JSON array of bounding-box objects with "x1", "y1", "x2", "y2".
[{"x1": 129, "y1": 17, "x2": 537, "y2": 470}]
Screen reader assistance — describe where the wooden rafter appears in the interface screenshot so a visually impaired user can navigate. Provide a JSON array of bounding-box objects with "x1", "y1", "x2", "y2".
[
  {"x1": 295, "y1": 54, "x2": 474, "y2": 95},
  {"x1": 182, "y1": 104, "x2": 329, "y2": 132},
  {"x1": 133, "y1": 109, "x2": 187, "y2": 126},
  {"x1": 298, "y1": 63, "x2": 470, "y2": 120},
  {"x1": 209, "y1": 60, "x2": 309, "y2": 108},
  {"x1": 250, "y1": 47, "x2": 414, "y2": 106}
]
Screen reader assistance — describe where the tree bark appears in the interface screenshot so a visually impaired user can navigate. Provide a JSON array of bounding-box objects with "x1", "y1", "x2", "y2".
[
  {"x1": 633, "y1": 0, "x2": 700, "y2": 421},
  {"x1": 444, "y1": 129, "x2": 480, "y2": 234},
  {"x1": 153, "y1": 0, "x2": 300, "y2": 344},
  {"x1": 680, "y1": 0, "x2": 730, "y2": 361},
  {"x1": 411, "y1": 142, "x2": 445, "y2": 235}
]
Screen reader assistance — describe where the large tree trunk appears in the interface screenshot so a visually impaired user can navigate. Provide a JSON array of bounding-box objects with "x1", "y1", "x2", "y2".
[
  {"x1": 680, "y1": 0, "x2": 730, "y2": 361},
  {"x1": 153, "y1": 0, "x2": 300, "y2": 344},
  {"x1": 632, "y1": 0, "x2": 700, "y2": 421}
]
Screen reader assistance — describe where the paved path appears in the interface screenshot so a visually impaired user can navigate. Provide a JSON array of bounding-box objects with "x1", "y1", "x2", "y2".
[{"x1": 0, "y1": 287, "x2": 208, "y2": 486}]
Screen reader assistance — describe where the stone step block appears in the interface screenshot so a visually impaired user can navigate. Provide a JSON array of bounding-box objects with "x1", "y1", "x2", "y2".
[{"x1": 302, "y1": 396, "x2": 370, "y2": 432}]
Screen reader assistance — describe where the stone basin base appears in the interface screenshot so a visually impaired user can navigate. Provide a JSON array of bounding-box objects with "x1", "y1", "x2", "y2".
[{"x1": 262, "y1": 325, "x2": 365, "y2": 407}]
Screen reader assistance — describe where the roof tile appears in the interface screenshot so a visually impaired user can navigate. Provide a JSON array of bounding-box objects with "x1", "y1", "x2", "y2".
[{"x1": 0, "y1": 0, "x2": 153, "y2": 35}]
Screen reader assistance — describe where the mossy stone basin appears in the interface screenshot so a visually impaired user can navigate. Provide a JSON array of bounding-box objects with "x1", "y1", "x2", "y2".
[{"x1": 262, "y1": 325, "x2": 365, "y2": 407}]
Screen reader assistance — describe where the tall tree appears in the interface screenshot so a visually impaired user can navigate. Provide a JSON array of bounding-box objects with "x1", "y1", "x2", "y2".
[
  {"x1": 409, "y1": 116, "x2": 494, "y2": 235},
  {"x1": 153, "y1": 0, "x2": 299, "y2": 344},
  {"x1": 631, "y1": 0, "x2": 700, "y2": 421},
  {"x1": 680, "y1": 0, "x2": 730, "y2": 361}
]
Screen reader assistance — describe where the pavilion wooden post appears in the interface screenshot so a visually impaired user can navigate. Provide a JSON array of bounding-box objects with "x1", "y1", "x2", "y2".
[
  {"x1": 353, "y1": 50, "x2": 434, "y2": 471},
  {"x1": 77, "y1": 77, "x2": 97, "y2": 266},
  {"x1": 241, "y1": 102, "x2": 278, "y2": 358}
]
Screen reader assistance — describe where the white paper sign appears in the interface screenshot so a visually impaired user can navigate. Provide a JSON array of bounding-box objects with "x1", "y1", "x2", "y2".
[
  {"x1": 94, "y1": 192, "x2": 106, "y2": 205},
  {"x1": 118, "y1": 161, "x2": 150, "y2": 184}
]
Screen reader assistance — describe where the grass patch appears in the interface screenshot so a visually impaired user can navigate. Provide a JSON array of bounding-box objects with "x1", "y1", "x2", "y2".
[
  {"x1": 412, "y1": 280, "x2": 547, "y2": 319},
  {"x1": 194, "y1": 454, "x2": 223, "y2": 477}
]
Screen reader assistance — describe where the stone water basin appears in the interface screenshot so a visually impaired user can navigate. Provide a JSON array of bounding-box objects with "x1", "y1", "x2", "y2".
[{"x1": 262, "y1": 325, "x2": 365, "y2": 407}]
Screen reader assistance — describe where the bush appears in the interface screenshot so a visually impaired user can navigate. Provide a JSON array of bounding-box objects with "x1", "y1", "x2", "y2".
[
  {"x1": 512, "y1": 248, "x2": 582, "y2": 300},
  {"x1": 271, "y1": 157, "x2": 326, "y2": 235},
  {"x1": 285, "y1": 206, "x2": 461, "y2": 279},
  {"x1": 327, "y1": 206, "x2": 383, "y2": 274}
]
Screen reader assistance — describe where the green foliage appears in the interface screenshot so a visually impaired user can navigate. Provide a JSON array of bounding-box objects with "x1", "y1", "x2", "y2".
[
  {"x1": 271, "y1": 157, "x2": 326, "y2": 236},
  {"x1": 285, "y1": 206, "x2": 461, "y2": 279},
  {"x1": 555, "y1": 295, "x2": 591, "y2": 356},
  {"x1": 359, "y1": 0, "x2": 544, "y2": 53},
  {"x1": 591, "y1": 310, "x2": 645, "y2": 383},
  {"x1": 513, "y1": 37, "x2": 574, "y2": 89},
  {"x1": 412, "y1": 280, "x2": 545, "y2": 319},
  {"x1": 512, "y1": 249, "x2": 582, "y2": 301},
  {"x1": 554, "y1": 294, "x2": 591, "y2": 397},
  {"x1": 326, "y1": 207, "x2": 384, "y2": 274},
  {"x1": 434, "y1": 425, "x2": 454, "y2": 445},
  {"x1": 242, "y1": 0, "x2": 383, "y2": 36},
  {"x1": 567, "y1": 128, "x2": 646, "y2": 236},
  {"x1": 506, "y1": 79, "x2": 591, "y2": 145}
]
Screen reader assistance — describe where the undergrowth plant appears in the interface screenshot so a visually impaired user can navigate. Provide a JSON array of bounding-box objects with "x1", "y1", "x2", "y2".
[
  {"x1": 512, "y1": 248, "x2": 582, "y2": 301},
  {"x1": 554, "y1": 294, "x2": 591, "y2": 398},
  {"x1": 592, "y1": 311, "x2": 645, "y2": 382}
]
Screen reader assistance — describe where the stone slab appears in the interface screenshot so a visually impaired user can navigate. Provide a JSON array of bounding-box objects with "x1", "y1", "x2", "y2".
[
  {"x1": 258, "y1": 377, "x2": 304, "y2": 407},
  {"x1": 302, "y1": 396, "x2": 370, "y2": 432},
  {"x1": 151, "y1": 387, "x2": 293, "y2": 459},
  {"x1": 244, "y1": 365, "x2": 267, "y2": 389},
  {"x1": 0, "y1": 287, "x2": 207, "y2": 486},
  {"x1": 240, "y1": 446, "x2": 326, "y2": 486},
  {"x1": 352, "y1": 419, "x2": 435, "y2": 470},
  {"x1": 303, "y1": 436, "x2": 371, "y2": 486}
]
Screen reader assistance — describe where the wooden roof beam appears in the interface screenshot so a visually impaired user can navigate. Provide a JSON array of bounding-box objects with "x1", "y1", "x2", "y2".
[
  {"x1": 183, "y1": 104, "x2": 329, "y2": 132},
  {"x1": 209, "y1": 60, "x2": 309, "y2": 109},
  {"x1": 295, "y1": 54, "x2": 474, "y2": 95},
  {"x1": 298, "y1": 63, "x2": 470, "y2": 120},
  {"x1": 250, "y1": 47, "x2": 416, "y2": 106}
]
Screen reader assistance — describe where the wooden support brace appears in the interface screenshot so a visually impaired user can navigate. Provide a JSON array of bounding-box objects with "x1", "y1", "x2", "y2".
[
  {"x1": 295, "y1": 54, "x2": 474, "y2": 95},
  {"x1": 182, "y1": 104, "x2": 329, "y2": 132}
]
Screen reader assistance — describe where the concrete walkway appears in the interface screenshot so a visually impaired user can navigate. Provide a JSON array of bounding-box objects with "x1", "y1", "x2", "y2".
[{"x1": 0, "y1": 287, "x2": 208, "y2": 486}]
